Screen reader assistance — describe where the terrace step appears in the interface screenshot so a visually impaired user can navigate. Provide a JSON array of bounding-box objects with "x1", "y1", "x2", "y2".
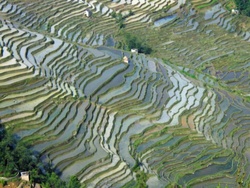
[{"x1": 0, "y1": 0, "x2": 249, "y2": 187}]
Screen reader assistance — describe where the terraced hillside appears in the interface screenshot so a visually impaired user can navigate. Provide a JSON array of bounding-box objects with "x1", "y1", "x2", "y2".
[{"x1": 0, "y1": 0, "x2": 250, "y2": 187}]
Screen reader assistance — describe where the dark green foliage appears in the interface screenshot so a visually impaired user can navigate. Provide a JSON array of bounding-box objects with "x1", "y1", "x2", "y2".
[
  {"x1": 0, "y1": 179, "x2": 7, "y2": 186},
  {"x1": 116, "y1": 12, "x2": 123, "y2": 22},
  {"x1": 234, "y1": 0, "x2": 250, "y2": 16},
  {"x1": 31, "y1": 170, "x2": 81, "y2": 188},
  {"x1": 135, "y1": 171, "x2": 148, "y2": 188},
  {"x1": 131, "y1": 160, "x2": 148, "y2": 188},
  {"x1": 118, "y1": 21, "x2": 124, "y2": 29},
  {"x1": 0, "y1": 126, "x2": 81, "y2": 187},
  {"x1": 30, "y1": 169, "x2": 43, "y2": 186},
  {"x1": 120, "y1": 31, "x2": 152, "y2": 54},
  {"x1": 111, "y1": 11, "x2": 116, "y2": 18},
  {"x1": 128, "y1": 10, "x2": 134, "y2": 16},
  {"x1": 67, "y1": 175, "x2": 81, "y2": 188},
  {"x1": 112, "y1": 12, "x2": 125, "y2": 28},
  {"x1": 41, "y1": 172, "x2": 66, "y2": 188},
  {"x1": 111, "y1": 11, "x2": 135, "y2": 29},
  {"x1": 0, "y1": 126, "x2": 38, "y2": 176},
  {"x1": 39, "y1": 173, "x2": 81, "y2": 188}
]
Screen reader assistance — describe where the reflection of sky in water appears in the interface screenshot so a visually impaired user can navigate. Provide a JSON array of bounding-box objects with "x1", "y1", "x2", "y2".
[{"x1": 154, "y1": 14, "x2": 177, "y2": 27}]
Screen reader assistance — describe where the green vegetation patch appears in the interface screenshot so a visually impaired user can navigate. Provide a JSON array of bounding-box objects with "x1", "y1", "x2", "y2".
[
  {"x1": 0, "y1": 125, "x2": 38, "y2": 177},
  {"x1": 234, "y1": 0, "x2": 250, "y2": 16},
  {"x1": 0, "y1": 124, "x2": 81, "y2": 188},
  {"x1": 131, "y1": 160, "x2": 149, "y2": 188},
  {"x1": 117, "y1": 31, "x2": 152, "y2": 54},
  {"x1": 196, "y1": 0, "x2": 218, "y2": 9}
]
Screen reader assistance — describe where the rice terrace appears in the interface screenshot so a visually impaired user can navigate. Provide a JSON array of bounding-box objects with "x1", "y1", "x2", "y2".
[{"x1": 0, "y1": 0, "x2": 250, "y2": 187}]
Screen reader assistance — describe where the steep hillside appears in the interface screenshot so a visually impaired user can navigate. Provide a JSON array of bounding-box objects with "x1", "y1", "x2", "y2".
[{"x1": 0, "y1": 0, "x2": 250, "y2": 187}]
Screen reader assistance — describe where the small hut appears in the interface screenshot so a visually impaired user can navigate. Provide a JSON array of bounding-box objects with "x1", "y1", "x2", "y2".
[
  {"x1": 123, "y1": 56, "x2": 129, "y2": 63},
  {"x1": 84, "y1": 10, "x2": 92, "y2": 18},
  {"x1": 231, "y1": 9, "x2": 239, "y2": 15},
  {"x1": 131, "y1": 48, "x2": 138, "y2": 54},
  {"x1": 20, "y1": 171, "x2": 29, "y2": 181}
]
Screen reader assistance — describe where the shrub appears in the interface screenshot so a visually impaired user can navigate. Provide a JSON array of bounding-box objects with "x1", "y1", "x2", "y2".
[
  {"x1": 119, "y1": 31, "x2": 152, "y2": 54},
  {"x1": 234, "y1": 0, "x2": 250, "y2": 16},
  {"x1": 111, "y1": 11, "x2": 116, "y2": 18},
  {"x1": 0, "y1": 179, "x2": 7, "y2": 186}
]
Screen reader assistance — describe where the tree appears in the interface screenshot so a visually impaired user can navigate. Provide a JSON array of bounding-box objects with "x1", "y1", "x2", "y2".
[
  {"x1": 67, "y1": 176, "x2": 81, "y2": 188},
  {"x1": 234, "y1": 0, "x2": 250, "y2": 16},
  {"x1": 0, "y1": 127, "x2": 39, "y2": 176},
  {"x1": 120, "y1": 31, "x2": 152, "y2": 54},
  {"x1": 42, "y1": 172, "x2": 66, "y2": 188},
  {"x1": 0, "y1": 124, "x2": 5, "y2": 141},
  {"x1": 111, "y1": 11, "x2": 116, "y2": 18},
  {"x1": 128, "y1": 10, "x2": 134, "y2": 16},
  {"x1": 0, "y1": 180, "x2": 7, "y2": 186},
  {"x1": 0, "y1": 127, "x2": 69, "y2": 187},
  {"x1": 30, "y1": 169, "x2": 42, "y2": 188}
]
